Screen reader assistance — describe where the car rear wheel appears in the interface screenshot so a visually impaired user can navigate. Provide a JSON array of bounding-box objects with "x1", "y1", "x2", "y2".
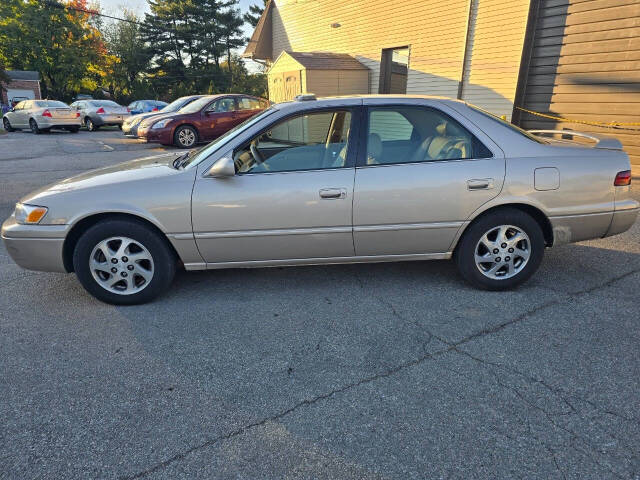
[
  {"x1": 3, "y1": 117, "x2": 15, "y2": 132},
  {"x1": 85, "y1": 117, "x2": 98, "y2": 131},
  {"x1": 174, "y1": 125, "x2": 198, "y2": 148},
  {"x1": 73, "y1": 219, "x2": 177, "y2": 305},
  {"x1": 29, "y1": 119, "x2": 41, "y2": 134},
  {"x1": 454, "y1": 208, "x2": 544, "y2": 290}
]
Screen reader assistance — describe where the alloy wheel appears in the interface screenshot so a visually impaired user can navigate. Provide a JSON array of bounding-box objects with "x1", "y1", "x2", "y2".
[
  {"x1": 178, "y1": 128, "x2": 196, "y2": 147},
  {"x1": 89, "y1": 237, "x2": 154, "y2": 295},
  {"x1": 474, "y1": 225, "x2": 531, "y2": 280}
]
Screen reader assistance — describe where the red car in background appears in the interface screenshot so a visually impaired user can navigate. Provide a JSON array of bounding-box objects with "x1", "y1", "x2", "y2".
[{"x1": 137, "y1": 94, "x2": 269, "y2": 148}]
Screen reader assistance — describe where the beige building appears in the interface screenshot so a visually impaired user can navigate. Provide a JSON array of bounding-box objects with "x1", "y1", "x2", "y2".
[{"x1": 244, "y1": 0, "x2": 640, "y2": 165}]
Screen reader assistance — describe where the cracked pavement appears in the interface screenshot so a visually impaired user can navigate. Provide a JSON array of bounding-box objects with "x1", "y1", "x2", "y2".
[{"x1": 1, "y1": 130, "x2": 639, "y2": 479}]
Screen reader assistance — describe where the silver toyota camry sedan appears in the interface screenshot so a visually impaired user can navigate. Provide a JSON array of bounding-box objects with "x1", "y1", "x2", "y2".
[{"x1": 2, "y1": 95, "x2": 638, "y2": 304}]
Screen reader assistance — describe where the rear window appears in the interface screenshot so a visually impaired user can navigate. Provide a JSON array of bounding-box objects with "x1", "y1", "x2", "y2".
[
  {"x1": 90, "y1": 100, "x2": 119, "y2": 107},
  {"x1": 467, "y1": 105, "x2": 547, "y2": 144},
  {"x1": 35, "y1": 100, "x2": 68, "y2": 108}
]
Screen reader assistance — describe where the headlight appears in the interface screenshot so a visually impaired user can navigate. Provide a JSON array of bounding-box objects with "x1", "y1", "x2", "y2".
[
  {"x1": 151, "y1": 119, "x2": 172, "y2": 129},
  {"x1": 14, "y1": 203, "x2": 48, "y2": 224}
]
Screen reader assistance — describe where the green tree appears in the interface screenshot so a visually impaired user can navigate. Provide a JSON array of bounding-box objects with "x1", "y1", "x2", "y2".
[
  {"x1": 243, "y1": 0, "x2": 267, "y2": 28},
  {"x1": 0, "y1": 0, "x2": 107, "y2": 101},
  {"x1": 142, "y1": 0, "x2": 248, "y2": 97},
  {"x1": 103, "y1": 11, "x2": 152, "y2": 101}
]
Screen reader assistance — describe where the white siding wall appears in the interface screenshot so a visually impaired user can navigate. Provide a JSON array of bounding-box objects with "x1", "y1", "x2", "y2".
[{"x1": 460, "y1": 0, "x2": 531, "y2": 119}]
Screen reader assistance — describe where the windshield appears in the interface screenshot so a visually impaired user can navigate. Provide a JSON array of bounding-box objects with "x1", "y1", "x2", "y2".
[
  {"x1": 162, "y1": 96, "x2": 197, "y2": 112},
  {"x1": 178, "y1": 96, "x2": 216, "y2": 114},
  {"x1": 467, "y1": 105, "x2": 547, "y2": 144},
  {"x1": 183, "y1": 107, "x2": 277, "y2": 169},
  {"x1": 35, "y1": 100, "x2": 68, "y2": 108},
  {"x1": 90, "y1": 100, "x2": 120, "y2": 107}
]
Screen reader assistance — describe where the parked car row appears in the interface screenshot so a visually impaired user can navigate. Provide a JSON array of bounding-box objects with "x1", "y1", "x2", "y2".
[
  {"x1": 124, "y1": 94, "x2": 270, "y2": 148},
  {"x1": 2, "y1": 94, "x2": 270, "y2": 148}
]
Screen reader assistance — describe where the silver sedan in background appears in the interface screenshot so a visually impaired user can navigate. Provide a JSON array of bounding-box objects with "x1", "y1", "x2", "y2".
[
  {"x1": 2, "y1": 99, "x2": 81, "y2": 134},
  {"x1": 70, "y1": 99, "x2": 130, "y2": 131},
  {"x1": 2, "y1": 95, "x2": 638, "y2": 304}
]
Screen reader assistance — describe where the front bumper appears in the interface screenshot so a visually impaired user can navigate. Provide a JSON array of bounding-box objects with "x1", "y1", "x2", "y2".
[
  {"x1": 138, "y1": 126, "x2": 173, "y2": 145},
  {"x1": 122, "y1": 123, "x2": 140, "y2": 137},
  {"x1": 1, "y1": 216, "x2": 68, "y2": 273}
]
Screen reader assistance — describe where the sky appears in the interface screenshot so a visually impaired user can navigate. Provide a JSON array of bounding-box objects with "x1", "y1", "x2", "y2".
[{"x1": 99, "y1": 0, "x2": 258, "y2": 38}]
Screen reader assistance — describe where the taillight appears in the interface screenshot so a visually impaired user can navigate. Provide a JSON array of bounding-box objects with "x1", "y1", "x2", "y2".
[
  {"x1": 152, "y1": 107, "x2": 158, "y2": 111},
  {"x1": 127, "y1": 107, "x2": 131, "y2": 112},
  {"x1": 614, "y1": 170, "x2": 631, "y2": 186},
  {"x1": 75, "y1": 112, "x2": 80, "y2": 118},
  {"x1": 96, "y1": 107, "x2": 105, "y2": 114},
  {"x1": 42, "y1": 109, "x2": 52, "y2": 117}
]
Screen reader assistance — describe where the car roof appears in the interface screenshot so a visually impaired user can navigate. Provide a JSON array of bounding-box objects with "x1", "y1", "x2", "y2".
[{"x1": 272, "y1": 94, "x2": 466, "y2": 112}]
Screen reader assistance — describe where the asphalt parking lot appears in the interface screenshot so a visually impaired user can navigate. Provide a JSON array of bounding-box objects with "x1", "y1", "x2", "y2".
[{"x1": 1, "y1": 128, "x2": 640, "y2": 479}]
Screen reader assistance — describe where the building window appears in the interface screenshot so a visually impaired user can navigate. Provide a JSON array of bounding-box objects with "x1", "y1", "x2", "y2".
[{"x1": 378, "y1": 46, "x2": 410, "y2": 94}]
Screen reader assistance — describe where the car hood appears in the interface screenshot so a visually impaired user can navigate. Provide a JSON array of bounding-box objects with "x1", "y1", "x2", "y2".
[
  {"x1": 22, "y1": 152, "x2": 184, "y2": 203},
  {"x1": 127, "y1": 111, "x2": 165, "y2": 123},
  {"x1": 139, "y1": 112, "x2": 185, "y2": 126}
]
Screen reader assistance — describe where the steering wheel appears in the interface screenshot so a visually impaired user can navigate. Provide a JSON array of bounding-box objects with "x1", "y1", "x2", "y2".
[{"x1": 250, "y1": 139, "x2": 266, "y2": 165}]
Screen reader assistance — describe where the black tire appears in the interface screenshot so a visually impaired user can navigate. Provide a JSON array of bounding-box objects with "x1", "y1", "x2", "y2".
[
  {"x1": 85, "y1": 117, "x2": 98, "y2": 131},
  {"x1": 3, "y1": 117, "x2": 15, "y2": 132},
  {"x1": 29, "y1": 118, "x2": 41, "y2": 134},
  {"x1": 454, "y1": 208, "x2": 545, "y2": 291},
  {"x1": 173, "y1": 125, "x2": 198, "y2": 148},
  {"x1": 72, "y1": 219, "x2": 177, "y2": 305}
]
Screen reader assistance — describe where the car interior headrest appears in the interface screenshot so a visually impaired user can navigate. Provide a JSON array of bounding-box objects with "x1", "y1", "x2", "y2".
[{"x1": 367, "y1": 133, "x2": 383, "y2": 158}]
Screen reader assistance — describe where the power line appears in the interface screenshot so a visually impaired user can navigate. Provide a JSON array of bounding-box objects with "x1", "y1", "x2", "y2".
[{"x1": 41, "y1": 0, "x2": 149, "y2": 27}]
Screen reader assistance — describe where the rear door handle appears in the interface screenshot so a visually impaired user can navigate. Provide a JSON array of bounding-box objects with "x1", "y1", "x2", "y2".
[
  {"x1": 319, "y1": 188, "x2": 346, "y2": 199},
  {"x1": 467, "y1": 178, "x2": 494, "y2": 190}
]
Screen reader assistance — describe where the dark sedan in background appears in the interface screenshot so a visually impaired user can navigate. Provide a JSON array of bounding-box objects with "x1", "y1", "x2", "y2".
[
  {"x1": 121, "y1": 95, "x2": 205, "y2": 138},
  {"x1": 137, "y1": 94, "x2": 269, "y2": 148}
]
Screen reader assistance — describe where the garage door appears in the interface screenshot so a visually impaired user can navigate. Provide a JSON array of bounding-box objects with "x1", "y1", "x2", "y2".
[
  {"x1": 515, "y1": 0, "x2": 640, "y2": 165},
  {"x1": 7, "y1": 88, "x2": 36, "y2": 103}
]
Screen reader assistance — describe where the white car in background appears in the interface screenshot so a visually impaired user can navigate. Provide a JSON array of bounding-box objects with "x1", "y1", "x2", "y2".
[{"x1": 2, "y1": 99, "x2": 81, "y2": 134}]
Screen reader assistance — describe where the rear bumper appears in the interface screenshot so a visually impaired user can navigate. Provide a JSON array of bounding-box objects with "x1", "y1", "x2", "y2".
[
  {"x1": 38, "y1": 117, "x2": 82, "y2": 128},
  {"x1": 93, "y1": 114, "x2": 128, "y2": 126},
  {"x1": 605, "y1": 199, "x2": 639, "y2": 238},
  {"x1": 1, "y1": 217, "x2": 68, "y2": 273}
]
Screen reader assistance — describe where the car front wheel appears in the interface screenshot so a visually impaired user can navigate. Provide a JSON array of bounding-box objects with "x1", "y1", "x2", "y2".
[
  {"x1": 174, "y1": 125, "x2": 198, "y2": 148},
  {"x1": 454, "y1": 208, "x2": 544, "y2": 290},
  {"x1": 72, "y1": 219, "x2": 177, "y2": 305}
]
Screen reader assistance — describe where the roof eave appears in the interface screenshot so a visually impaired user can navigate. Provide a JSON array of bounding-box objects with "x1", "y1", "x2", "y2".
[{"x1": 242, "y1": 0, "x2": 273, "y2": 61}]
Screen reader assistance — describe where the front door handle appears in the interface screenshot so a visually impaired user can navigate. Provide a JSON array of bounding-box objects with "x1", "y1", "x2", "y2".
[
  {"x1": 319, "y1": 188, "x2": 346, "y2": 199},
  {"x1": 467, "y1": 178, "x2": 494, "y2": 190}
]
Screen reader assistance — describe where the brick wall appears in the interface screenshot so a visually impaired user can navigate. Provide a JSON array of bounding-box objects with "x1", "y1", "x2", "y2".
[{"x1": 1, "y1": 79, "x2": 41, "y2": 104}]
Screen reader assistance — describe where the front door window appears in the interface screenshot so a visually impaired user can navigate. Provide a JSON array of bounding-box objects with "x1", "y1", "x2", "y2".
[{"x1": 233, "y1": 110, "x2": 352, "y2": 174}]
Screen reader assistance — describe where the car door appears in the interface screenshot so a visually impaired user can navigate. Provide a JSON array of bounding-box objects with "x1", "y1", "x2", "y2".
[
  {"x1": 191, "y1": 107, "x2": 360, "y2": 264},
  {"x1": 199, "y1": 97, "x2": 238, "y2": 141},
  {"x1": 236, "y1": 96, "x2": 263, "y2": 123},
  {"x1": 12, "y1": 101, "x2": 29, "y2": 127},
  {"x1": 353, "y1": 101, "x2": 505, "y2": 256}
]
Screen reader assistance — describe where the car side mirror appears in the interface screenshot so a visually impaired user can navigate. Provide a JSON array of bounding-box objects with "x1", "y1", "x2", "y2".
[{"x1": 206, "y1": 155, "x2": 235, "y2": 178}]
